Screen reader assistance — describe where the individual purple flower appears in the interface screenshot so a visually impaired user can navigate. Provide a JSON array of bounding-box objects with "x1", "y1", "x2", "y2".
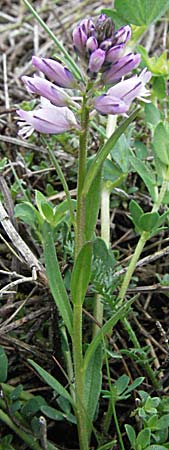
[
  {"x1": 72, "y1": 26, "x2": 87, "y2": 55},
  {"x1": 102, "y1": 53, "x2": 141, "y2": 84},
  {"x1": 88, "y1": 49, "x2": 105, "y2": 75},
  {"x1": 17, "y1": 102, "x2": 79, "y2": 138},
  {"x1": 94, "y1": 95, "x2": 129, "y2": 115},
  {"x1": 32, "y1": 56, "x2": 77, "y2": 89},
  {"x1": 94, "y1": 68, "x2": 151, "y2": 115},
  {"x1": 107, "y1": 69, "x2": 151, "y2": 103},
  {"x1": 22, "y1": 75, "x2": 72, "y2": 107}
]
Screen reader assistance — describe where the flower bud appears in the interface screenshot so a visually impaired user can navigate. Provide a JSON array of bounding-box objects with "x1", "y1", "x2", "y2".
[
  {"x1": 72, "y1": 26, "x2": 87, "y2": 55},
  {"x1": 102, "y1": 53, "x2": 141, "y2": 84},
  {"x1": 95, "y1": 14, "x2": 114, "y2": 41},
  {"x1": 88, "y1": 49, "x2": 105, "y2": 75},
  {"x1": 32, "y1": 56, "x2": 76, "y2": 88}
]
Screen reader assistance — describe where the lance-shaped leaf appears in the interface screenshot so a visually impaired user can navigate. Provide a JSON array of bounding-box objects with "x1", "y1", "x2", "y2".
[
  {"x1": 84, "y1": 344, "x2": 102, "y2": 438},
  {"x1": 43, "y1": 222, "x2": 73, "y2": 336},
  {"x1": 71, "y1": 241, "x2": 93, "y2": 305},
  {"x1": 0, "y1": 346, "x2": 8, "y2": 382},
  {"x1": 82, "y1": 109, "x2": 139, "y2": 197},
  {"x1": 83, "y1": 297, "x2": 135, "y2": 372},
  {"x1": 28, "y1": 359, "x2": 73, "y2": 405},
  {"x1": 85, "y1": 167, "x2": 102, "y2": 241}
]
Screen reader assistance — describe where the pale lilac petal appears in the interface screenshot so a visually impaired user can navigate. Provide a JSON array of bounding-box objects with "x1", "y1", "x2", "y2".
[
  {"x1": 114, "y1": 25, "x2": 131, "y2": 45},
  {"x1": 102, "y1": 53, "x2": 141, "y2": 84},
  {"x1": 106, "y1": 69, "x2": 151, "y2": 108},
  {"x1": 88, "y1": 49, "x2": 105, "y2": 74},
  {"x1": 80, "y1": 18, "x2": 95, "y2": 36},
  {"x1": 86, "y1": 36, "x2": 98, "y2": 54},
  {"x1": 32, "y1": 56, "x2": 76, "y2": 88},
  {"x1": 94, "y1": 94, "x2": 129, "y2": 115},
  {"x1": 106, "y1": 44, "x2": 125, "y2": 63},
  {"x1": 17, "y1": 105, "x2": 79, "y2": 136},
  {"x1": 73, "y1": 26, "x2": 87, "y2": 55},
  {"x1": 107, "y1": 75, "x2": 139, "y2": 97},
  {"x1": 22, "y1": 76, "x2": 71, "y2": 106}
]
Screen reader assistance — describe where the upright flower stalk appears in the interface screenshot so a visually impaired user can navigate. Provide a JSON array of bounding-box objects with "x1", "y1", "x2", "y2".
[
  {"x1": 75, "y1": 89, "x2": 90, "y2": 257},
  {"x1": 16, "y1": 13, "x2": 153, "y2": 449}
]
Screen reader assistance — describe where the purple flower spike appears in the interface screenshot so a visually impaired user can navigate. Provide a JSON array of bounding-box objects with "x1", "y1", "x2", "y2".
[
  {"x1": 73, "y1": 26, "x2": 87, "y2": 55},
  {"x1": 32, "y1": 57, "x2": 76, "y2": 89},
  {"x1": 114, "y1": 25, "x2": 131, "y2": 45},
  {"x1": 17, "y1": 104, "x2": 79, "y2": 138},
  {"x1": 22, "y1": 76, "x2": 71, "y2": 107},
  {"x1": 94, "y1": 94, "x2": 129, "y2": 115},
  {"x1": 102, "y1": 53, "x2": 141, "y2": 84},
  {"x1": 88, "y1": 49, "x2": 105, "y2": 74},
  {"x1": 106, "y1": 44, "x2": 125, "y2": 63}
]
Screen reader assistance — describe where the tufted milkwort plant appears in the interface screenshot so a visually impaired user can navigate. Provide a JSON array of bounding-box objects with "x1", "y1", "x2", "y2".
[{"x1": 16, "y1": 7, "x2": 169, "y2": 450}]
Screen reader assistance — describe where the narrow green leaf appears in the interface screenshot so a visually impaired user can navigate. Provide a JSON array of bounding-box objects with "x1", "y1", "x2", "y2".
[
  {"x1": 138, "y1": 212, "x2": 159, "y2": 232},
  {"x1": 129, "y1": 152, "x2": 156, "y2": 201},
  {"x1": 125, "y1": 424, "x2": 136, "y2": 448},
  {"x1": 43, "y1": 222, "x2": 73, "y2": 336},
  {"x1": 82, "y1": 109, "x2": 139, "y2": 196},
  {"x1": 115, "y1": 375, "x2": 129, "y2": 395},
  {"x1": 124, "y1": 377, "x2": 144, "y2": 395},
  {"x1": 28, "y1": 359, "x2": 73, "y2": 405},
  {"x1": 41, "y1": 405, "x2": 64, "y2": 421},
  {"x1": 83, "y1": 297, "x2": 135, "y2": 371},
  {"x1": 146, "y1": 446, "x2": 169, "y2": 450},
  {"x1": 22, "y1": 0, "x2": 83, "y2": 81},
  {"x1": 136, "y1": 428, "x2": 151, "y2": 448},
  {"x1": 14, "y1": 202, "x2": 42, "y2": 228},
  {"x1": 97, "y1": 440, "x2": 117, "y2": 450},
  {"x1": 129, "y1": 200, "x2": 144, "y2": 226},
  {"x1": 71, "y1": 241, "x2": 92, "y2": 305},
  {"x1": 153, "y1": 122, "x2": 169, "y2": 166},
  {"x1": 41, "y1": 202, "x2": 54, "y2": 223},
  {"x1": 84, "y1": 344, "x2": 102, "y2": 437},
  {"x1": 0, "y1": 346, "x2": 8, "y2": 382},
  {"x1": 85, "y1": 168, "x2": 102, "y2": 241}
]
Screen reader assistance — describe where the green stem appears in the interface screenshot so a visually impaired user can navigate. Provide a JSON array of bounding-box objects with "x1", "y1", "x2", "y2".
[
  {"x1": 73, "y1": 304, "x2": 89, "y2": 450},
  {"x1": 118, "y1": 230, "x2": 149, "y2": 303},
  {"x1": 73, "y1": 92, "x2": 90, "y2": 450},
  {"x1": 112, "y1": 402, "x2": 125, "y2": 450},
  {"x1": 104, "y1": 341, "x2": 125, "y2": 450},
  {"x1": 117, "y1": 173, "x2": 169, "y2": 389},
  {"x1": 93, "y1": 115, "x2": 117, "y2": 337},
  {"x1": 75, "y1": 94, "x2": 89, "y2": 257},
  {"x1": 118, "y1": 171, "x2": 169, "y2": 303}
]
